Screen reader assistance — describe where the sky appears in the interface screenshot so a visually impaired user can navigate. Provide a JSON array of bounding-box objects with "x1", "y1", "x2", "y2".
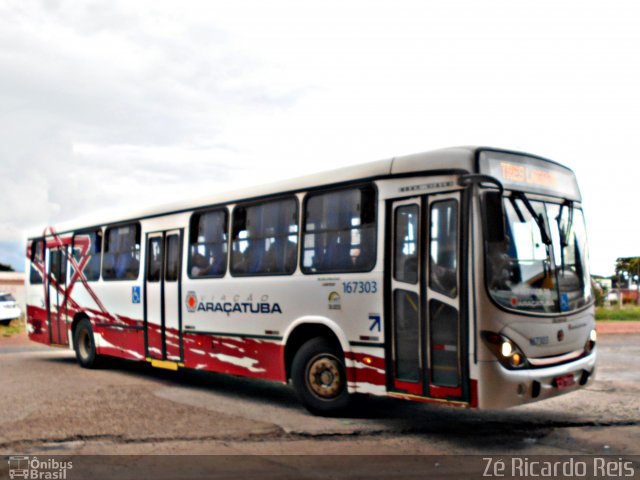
[{"x1": 0, "y1": 0, "x2": 639, "y2": 276}]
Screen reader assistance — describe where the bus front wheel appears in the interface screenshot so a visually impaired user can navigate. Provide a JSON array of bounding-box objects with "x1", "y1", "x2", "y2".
[
  {"x1": 74, "y1": 318, "x2": 100, "y2": 369},
  {"x1": 291, "y1": 337, "x2": 351, "y2": 416}
]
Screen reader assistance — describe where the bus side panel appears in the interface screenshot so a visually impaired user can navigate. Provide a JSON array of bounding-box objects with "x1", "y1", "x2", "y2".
[
  {"x1": 345, "y1": 347, "x2": 386, "y2": 395},
  {"x1": 182, "y1": 333, "x2": 286, "y2": 382},
  {"x1": 81, "y1": 280, "x2": 146, "y2": 360},
  {"x1": 94, "y1": 325, "x2": 146, "y2": 361},
  {"x1": 26, "y1": 304, "x2": 50, "y2": 345}
]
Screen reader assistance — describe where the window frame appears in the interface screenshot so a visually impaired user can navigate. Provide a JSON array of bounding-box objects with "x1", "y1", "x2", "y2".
[
  {"x1": 29, "y1": 238, "x2": 45, "y2": 285},
  {"x1": 71, "y1": 228, "x2": 103, "y2": 282},
  {"x1": 146, "y1": 236, "x2": 163, "y2": 283},
  {"x1": 301, "y1": 184, "x2": 378, "y2": 275},
  {"x1": 102, "y1": 222, "x2": 142, "y2": 282},
  {"x1": 393, "y1": 203, "x2": 420, "y2": 285},
  {"x1": 230, "y1": 195, "x2": 300, "y2": 277},
  {"x1": 428, "y1": 198, "x2": 459, "y2": 298},
  {"x1": 165, "y1": 233, "x2": 180, "y2": 283},
  {"x1": 187, "y1": 207, "x2": 230, "y2": 280}
]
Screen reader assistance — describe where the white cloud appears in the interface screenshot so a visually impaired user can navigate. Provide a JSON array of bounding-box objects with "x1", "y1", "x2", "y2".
[{"x1": 0, "y1": 0, "x2": 639, "y2": 275}]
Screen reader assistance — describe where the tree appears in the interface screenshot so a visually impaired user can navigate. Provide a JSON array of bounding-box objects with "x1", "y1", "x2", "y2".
[
  {"x1": 615, "y1": 257, "x2": 640, "y2": 305},
  {"x1": 0, "y1": 262, "x2": 15, "y2": 272}
]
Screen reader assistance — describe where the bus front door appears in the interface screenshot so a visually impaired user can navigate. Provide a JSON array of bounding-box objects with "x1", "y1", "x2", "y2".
[
  {"x1": 145, "y1": 229, "x2": 183, "y2": 362},
  {"x1": 47, "y1": 246, "x2": 68, "y2": 345},
  {"x1": 389, "y1": 193, "x2": 465, "y2": 402}
]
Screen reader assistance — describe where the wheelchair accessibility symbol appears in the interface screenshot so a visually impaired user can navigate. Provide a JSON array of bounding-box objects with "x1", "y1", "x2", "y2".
[{"x1": 132, "y1": 286, "x2": 141, "y2": 304}]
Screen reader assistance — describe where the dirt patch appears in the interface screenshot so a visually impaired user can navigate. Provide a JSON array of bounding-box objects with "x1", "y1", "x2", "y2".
[
  {"x1": 0, "y1": 383, "x2": 281, "y2": 449},
  {"x1": 597, "y1": 321, "x2": 640, "y2": 335}
]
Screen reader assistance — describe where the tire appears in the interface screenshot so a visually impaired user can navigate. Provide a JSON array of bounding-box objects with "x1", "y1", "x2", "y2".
[
  {"x1": 73, "y1": 318, "x2": 100, "y2": 368},
  {"x1": 0, "y1": 319, "x2": 11, "y2": 326},
  {"x1": 291, "y1": 337, "x2": 351, "y2": 416}
]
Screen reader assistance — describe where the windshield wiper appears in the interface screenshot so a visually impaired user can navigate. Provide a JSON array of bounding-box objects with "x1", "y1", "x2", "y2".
[
  {"x1": 511, "y1": 192, "x2": 552, "y2": 245},
  {"x1": 556, "y1": 200, "x2": 574, "y2": 247},
  {"x1": 555, "y1": 200, "x2": 574, "y2": 274}
]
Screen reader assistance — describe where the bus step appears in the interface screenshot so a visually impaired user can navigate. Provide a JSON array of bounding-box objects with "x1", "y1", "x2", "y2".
[{"x1": 148, "y1": 358, "x2": 182, "y2": 371}]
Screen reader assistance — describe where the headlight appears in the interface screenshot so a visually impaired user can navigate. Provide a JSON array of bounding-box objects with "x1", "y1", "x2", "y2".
[
  {"x1": 482, "y1": 331, "x2": 528, "y2": 369},
  {"x1": 501, "y1": 341, "x2": 513, "y2": 357}
]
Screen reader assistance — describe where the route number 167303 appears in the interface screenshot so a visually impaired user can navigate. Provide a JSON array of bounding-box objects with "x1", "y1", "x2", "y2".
[{"x1": 342, "y1": 281, "x2": 378, "y2": 294}]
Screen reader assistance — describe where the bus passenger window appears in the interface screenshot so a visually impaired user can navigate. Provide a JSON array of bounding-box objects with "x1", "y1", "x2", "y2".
[
  {"x1": 429, "y1": 200, "x2": 458, "y2": 297},
  {"x1": 189, "y1": 209, "x2": 228, "y2": 278},
  {"x1": 302, "y1": 186, "x2": 376, "y2": 273},
  {"x1": 231, "y1": 198, "x2": 298, "y2": 276},
  {"x1": 102, "y1": 224, "x2": 141, "y2": 281},
  {"x1": 72, "y1": 230, "x2": 102, "y2": 281},
  {"x1": 29, "y1": 239, "x2": 45, "y2": 284}
]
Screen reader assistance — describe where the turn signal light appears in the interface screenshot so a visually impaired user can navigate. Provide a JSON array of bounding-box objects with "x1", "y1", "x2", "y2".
[{"x1": 511, "y1": 352, "x2": 523, "y2": 367}]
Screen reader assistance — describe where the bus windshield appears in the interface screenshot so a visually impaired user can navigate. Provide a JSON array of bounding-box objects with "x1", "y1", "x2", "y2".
[{"x1": 485, "y1": 195, "x2": 592, "y2": 314}]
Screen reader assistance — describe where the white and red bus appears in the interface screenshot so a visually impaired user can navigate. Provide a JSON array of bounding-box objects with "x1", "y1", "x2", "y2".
[{"x1": 25, "y1": 147, "x2": 596, "y2": 414}]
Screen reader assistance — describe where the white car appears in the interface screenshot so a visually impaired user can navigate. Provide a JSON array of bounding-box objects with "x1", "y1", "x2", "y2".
[{"x1": 0, "y1": 293, "x2": 21, "y2": 325}]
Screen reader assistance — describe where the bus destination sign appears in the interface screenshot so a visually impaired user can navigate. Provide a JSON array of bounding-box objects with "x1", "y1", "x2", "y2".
[{"x1": 478, "y1": 150, "x2": 581, "y2": 201}]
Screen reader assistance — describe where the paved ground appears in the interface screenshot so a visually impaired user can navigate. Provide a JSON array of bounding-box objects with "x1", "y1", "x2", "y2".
[{"x1": 1, "y1": 331, "x2": 639, "y2": 478}]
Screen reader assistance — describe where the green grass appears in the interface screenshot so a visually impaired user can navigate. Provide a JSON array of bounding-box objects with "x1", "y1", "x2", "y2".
[
  {"x1": 0, "y1": 315, "x2": 25, "y2": 337},
  {"x1": 596, "y1": 305, "x2": 640, "y2": 321}
]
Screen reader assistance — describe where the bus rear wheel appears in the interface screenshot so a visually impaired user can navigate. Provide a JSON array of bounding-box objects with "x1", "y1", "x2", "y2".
[
  {"x1": 292, "y1": 337, "x2": 351, "y2": 416},
  {"x1": 74, "y1": 318, "x2": 100, "y2": 368}
]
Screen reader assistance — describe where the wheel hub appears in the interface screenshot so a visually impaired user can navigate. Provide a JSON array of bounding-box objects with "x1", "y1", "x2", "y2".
[{"x1": 307, "y1": 355, "x2": 342, "y2": 399}]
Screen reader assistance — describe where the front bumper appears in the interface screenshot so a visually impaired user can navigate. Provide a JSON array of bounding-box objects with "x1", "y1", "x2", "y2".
[{"x1": 476, "y1": 348, "x2": 596, "y2": 409}]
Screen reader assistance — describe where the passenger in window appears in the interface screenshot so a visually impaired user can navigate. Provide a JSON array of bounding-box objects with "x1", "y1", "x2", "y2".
[
  {"x1": 350, "y1": 247, "x2": 361, "y2": 266},
  {"x1": 191, "y1": 253, "x2": 220, "y2": 277}
]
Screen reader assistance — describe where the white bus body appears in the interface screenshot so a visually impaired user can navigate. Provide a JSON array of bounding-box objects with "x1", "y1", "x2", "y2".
[{"x1": 25, "y1": 147, "x2": 596, "y2": 414}]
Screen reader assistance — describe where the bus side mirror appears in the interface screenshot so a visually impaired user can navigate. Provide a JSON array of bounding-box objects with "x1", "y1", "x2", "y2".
[{"x1": 482, "y1": 191, "x2": 506, "y2": 244}]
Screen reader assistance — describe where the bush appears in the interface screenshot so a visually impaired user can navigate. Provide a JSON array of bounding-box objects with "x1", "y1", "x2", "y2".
[
  {"x1": 596, "y1": 306, "x2": 640, "y2": 321},
  {"x1": 593, "y1": 281, "x2": 606, "y2": 307}
]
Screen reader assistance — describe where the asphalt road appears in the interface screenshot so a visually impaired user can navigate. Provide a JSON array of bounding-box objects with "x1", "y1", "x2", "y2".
[{"x1": 1, "y1": 333, "x2": 639, "y2": 477}]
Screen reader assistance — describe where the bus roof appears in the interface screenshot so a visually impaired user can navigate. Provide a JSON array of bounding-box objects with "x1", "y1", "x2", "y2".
[{"x1": 29, "y1": 146, "x2": 575, "y2": 238}]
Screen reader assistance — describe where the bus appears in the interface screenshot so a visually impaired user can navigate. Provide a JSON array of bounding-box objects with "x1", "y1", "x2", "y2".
[{"x1": 24, "y1": 147, "x2": 596, "y2": 415}]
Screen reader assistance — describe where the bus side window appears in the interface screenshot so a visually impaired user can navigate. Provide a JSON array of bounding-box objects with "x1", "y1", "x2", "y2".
[
  {"x1": 29, "y1": 239, "x2": 44, "y2": 284},
  {"x1": 231, "y1": 198, "x2": 298, "y2": 276},
  {"x1": 102, "y1": 224, "x2": 140, "y2": 281},
  {"x1": 188, "y1": 209, "x2": 228, "y2": 278},
  {"x1": 72, "y1": 230, "x2": 102, "y2": 281},
  {"x1": 302, "y1": 186, "x2": 376, "y2": 273}
]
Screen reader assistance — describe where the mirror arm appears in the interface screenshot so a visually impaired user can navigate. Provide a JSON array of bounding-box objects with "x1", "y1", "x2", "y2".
[{"x1": 459, "y1": 174, "x2": 504, "y2": 195}]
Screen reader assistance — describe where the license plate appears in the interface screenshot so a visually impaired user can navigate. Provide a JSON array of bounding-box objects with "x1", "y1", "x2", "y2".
[{"x1": 554, "y1": 374, "x2": 575, "y2": 390}]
